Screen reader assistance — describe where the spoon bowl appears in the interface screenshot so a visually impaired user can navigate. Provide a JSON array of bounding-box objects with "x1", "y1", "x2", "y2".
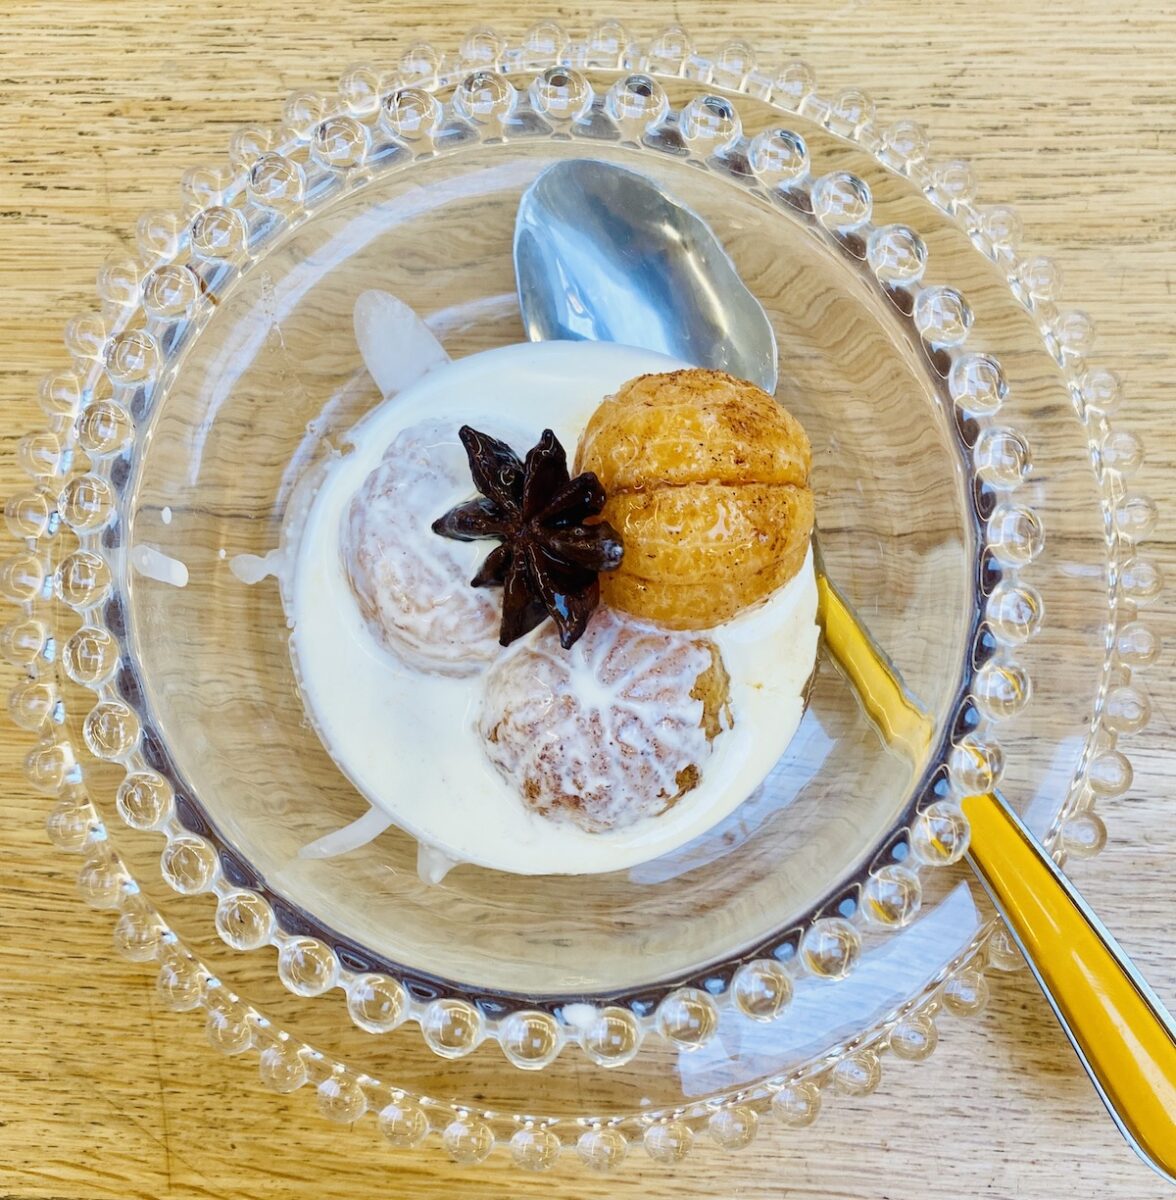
[{"x1": 515, "y1": 158, "x2": 779, "y2": 392}]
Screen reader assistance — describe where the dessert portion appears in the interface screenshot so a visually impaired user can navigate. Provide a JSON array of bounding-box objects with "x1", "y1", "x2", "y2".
[
  {"x1": 286, "y1": 336, "x2": 819, "y2": 877},
  {"x1": 342, "y1": 419, "x2": 506, "y2": 675},
  {"x1": 480, "y1": 609, "x2": 732, "y2": 833},
  {"x1": 433, "y1": 367, "x2": 813, "y2": 840},
  {"x1": 577, "y1": 368, "x2": 815, "y2": 629}
]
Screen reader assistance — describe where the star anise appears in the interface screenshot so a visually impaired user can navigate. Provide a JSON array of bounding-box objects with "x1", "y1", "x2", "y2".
[{"x1": 432, "y1": 426, "x2": 624, "y2": 649}]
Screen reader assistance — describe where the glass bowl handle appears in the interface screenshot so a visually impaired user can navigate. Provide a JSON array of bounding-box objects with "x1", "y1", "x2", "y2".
[{"x1": 819, "y1": 569, "x2": 1176, "y2": 1185}]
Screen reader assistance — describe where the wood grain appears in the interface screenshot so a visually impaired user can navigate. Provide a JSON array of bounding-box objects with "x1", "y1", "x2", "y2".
[{"x1": 1, "y1": 2, "x2": 1174, "y2": 1197}]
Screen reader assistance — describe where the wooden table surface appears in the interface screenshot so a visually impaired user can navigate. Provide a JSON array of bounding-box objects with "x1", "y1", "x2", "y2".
[{"x1": 2, "y1": 2, "x2": 1174, "y2": 1197}]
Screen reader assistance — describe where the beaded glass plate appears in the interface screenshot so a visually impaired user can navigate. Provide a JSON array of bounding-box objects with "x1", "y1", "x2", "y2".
[{"x1": 4, "y1": 21, "x2": 1158, "y2": 1171}]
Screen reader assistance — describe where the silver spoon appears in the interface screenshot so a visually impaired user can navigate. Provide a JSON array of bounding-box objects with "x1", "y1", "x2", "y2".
[
  {"x1": 515, "y1": 159, "x2": 778, "y2": 391},
  {"x1": 513, "y1": 156, "x2": 1176, "y2": 1185}
]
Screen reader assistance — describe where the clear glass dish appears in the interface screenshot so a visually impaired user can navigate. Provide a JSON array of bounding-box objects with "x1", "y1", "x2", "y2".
[{"x1": 4, "y1": 21, "x2": 1158, "y2": 1170}]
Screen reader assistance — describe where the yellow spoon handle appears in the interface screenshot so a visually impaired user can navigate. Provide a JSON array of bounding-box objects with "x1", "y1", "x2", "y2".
[
  {"x1": 815, "y1": 571, "x2": 933, "y2": 762},
  {"x1": 962, "y1": 791, "x2": 1176, "y2": 1185},
  {"x1": 817, "y1": 567, "x2": 1176, "y2": 1183}
]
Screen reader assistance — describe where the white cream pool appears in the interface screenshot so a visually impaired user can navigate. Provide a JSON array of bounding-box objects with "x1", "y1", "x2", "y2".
[{"x1": 287, "y1": 340, "x2": 819, "y2": 877}]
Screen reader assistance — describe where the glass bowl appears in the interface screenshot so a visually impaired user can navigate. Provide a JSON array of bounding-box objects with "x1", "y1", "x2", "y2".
[{"x1": 5, "y1": 21, "x2": 1158, "y2": 1170}]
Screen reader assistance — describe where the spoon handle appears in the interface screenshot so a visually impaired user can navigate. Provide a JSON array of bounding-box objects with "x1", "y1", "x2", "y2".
[
  {"x1": 817, "y1": 567, "x2": 1176, "y2": 1182},
  {"x1": 815, "y1": 570, "x2": 932, "y2": 761},
  {"x1": 962, "y1": 791, "x2": 1176, "y2": 1185}
]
